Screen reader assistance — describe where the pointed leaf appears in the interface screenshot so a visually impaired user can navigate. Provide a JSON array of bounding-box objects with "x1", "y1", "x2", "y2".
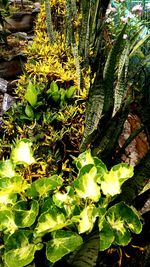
[
  {"x1": 78, "y1": 205, "x2": 97, "y2": 234},
  {"x1": 74, "y1": 164, "x2": 100, "y2": 202},
  {"x1": 101, "y1": 163, "x2": 133, "y2": 196},
  {"x1": 25, "y1": 81, "x2": 38, "y2": 107}
]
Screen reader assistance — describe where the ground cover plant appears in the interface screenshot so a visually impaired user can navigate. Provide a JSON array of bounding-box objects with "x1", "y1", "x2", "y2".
[
  {"x1": 0, "y1": 141, "x2": 142, "y2": 267},
  {"x1": 0, "y1": 0, "x2": 150, "y2": 266}
]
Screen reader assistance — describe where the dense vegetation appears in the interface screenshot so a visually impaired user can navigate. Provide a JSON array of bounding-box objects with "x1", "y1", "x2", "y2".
[{"x1": 0, "y1": 0, "x2": 150, "y2": 266}]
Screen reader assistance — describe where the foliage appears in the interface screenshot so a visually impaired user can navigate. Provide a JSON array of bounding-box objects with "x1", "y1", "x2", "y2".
[
  {"x1": 0, "y1": 142, "x2": 142, "y2": 266},
  {"x1": 80, "y1": 3, "x2": 150, "y2": 165}
]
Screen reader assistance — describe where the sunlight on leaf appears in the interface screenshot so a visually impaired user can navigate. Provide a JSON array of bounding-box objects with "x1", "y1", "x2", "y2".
[
  {"x1": 74, "y1": 164, "x2": 101, "y2": 202},
  {"x1": 10, "y1": 139, "x2": 35, "y2": 165},
  {"x1": 0, "y1": 160, "x2": 16, "y2": 178}
]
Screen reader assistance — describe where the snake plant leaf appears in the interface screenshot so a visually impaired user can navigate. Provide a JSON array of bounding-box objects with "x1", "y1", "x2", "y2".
[
  {"x1": 34, "y1": 207, "x2": 67, "y2": 238},
  {"x1": 101, "y1": 163, "x2": 133, "y2": 196},
  {"x1": 103, "y1": 24, "x2": 127, "y2": 114},
  {"x1": 74, "y1": 164, "x2": 101, "y2": 202},
  {"x1": 112, "y1": 43, "x2": 129, "y2": 117},
  {"x1": 0, "y1": 159, "x2": 16, "y2": 178},
  {"x1": 46, "y1": 230, "x2": 83, "y2": 263},
  {"x1": 100, "y1": 219, "x2": 114, "y2": 251},
  {"x1": 13, "y1": 200, "x2": 39, "y2": 228},
  {"x1": 106, "y1": 202, "x2": 142, "y2": 246},
  {"x1": 80, "y1": 82, "x2": 104, "y2": 150},
  {"x1": 10, "y1": 139, "x2": 35, "y2": 166},
  {"x1": 25, "y1": 81, "x2": 38, "y2": 107},
  {"x1": 78, "y1": 205, "x2": 97, "y2": 234},
  {"x1": 26, "y1": 175, "x2": 63, "y2": 198},
  {"x1": 129, "y1": 33, "x2": 150, "y2": 58},
  {"x1": 68, "y1": 232, "x2": 99, "y2": 267}
]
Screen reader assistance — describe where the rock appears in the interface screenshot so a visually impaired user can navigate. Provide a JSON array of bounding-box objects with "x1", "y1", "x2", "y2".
[
  {"x1": 5, "y1": 11, "x2": 39, "y2": 33},
  {"x1": 0, "y1": 78, "x2": 8, "y2": 93},
  {"x1": 0, "y1": 54, "x2": 26, "y2": 79},
  {"x1": 12, "y1": 31, "x2": 28, "y2": 40},
  {"x1": 2, "y1": 93, "x2": 14, "y2": 112}
]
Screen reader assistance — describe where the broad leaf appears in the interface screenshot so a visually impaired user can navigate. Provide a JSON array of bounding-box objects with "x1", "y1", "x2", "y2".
[
  {"x1": 34, "y1": 207, "x2": 67, "y2": 237},
  {"x1": 78, "y1": 205, "x2": 97, "y2": 234},
  {"x1": 74, "y1": 164, "x2": 100, "y2": 202},
  {"x1": 101, "y1": 163, "x2": 133, "y2": 196},
  {"x1": 106, "y1": 202, "x2": 142, "y2": 246},
  {"x1": 25, "y1": 104, "x2": 34, "y2": 118},
  {"x1": 10, "y1": 139, "x2": 35, "y2": 165},
  {"x1": 25, "y1": 81, "x2": 38, "y2": 107},
  {"x1": 13, "y1": 200, "x2": 39, "y2": 228},
  {"x1": 100, "y1": 219, "x2": 114, "y2": 251},
  {"x1": 4, "y1": 243, "x2": 42, "y2": 267},
  {"x1": 26, "y1": 175, "x2": 63, "y2": 198},
  {"x1": 75, "y1": 149, "x2": 95, "y2": 170},
  {"x1": 0, "y1": 159, "x2": 16, "y2": 178},
  {"x1": 5, "y1": 230, "x2": 32, "y2": 251},
  {"x1": 0, "y1": 210, "x2": 17, "y2": 234},
  {"x1": 46, "y1": 230, "x2": 83, "y2": 263}
]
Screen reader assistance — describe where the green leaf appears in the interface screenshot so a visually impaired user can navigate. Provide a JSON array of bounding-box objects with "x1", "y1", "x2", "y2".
[
  {"x1": 13, "y1": 200, "x2": 39, "y2": 228},
  {"x1": 0, "y1": 192, "x2": 17, "y2": 205},
  {"x1": 46, "y1": 230, "x2": 83, "y2": 263},
  {"x1": 26, "y1": 175, "x2": 63, "y2": 198},
  {"x1": 4, "y1": 244, "x2": 41, "y2": 267},
  {"x1": 25, "y1": 104, "x2": 34, "y2": 118},
  {"x1": 103, "y1": 25, "x2": 127, "y2": 114},
  {"x1": 68, "y1": 232, "x2": 99, "y2": 267},
  {"x1": 0, "y1": 159, "x2": 16, "y2": 178},
  {"x1": 112, "y1": 44, "x2": 129, "y2": 117},
  {"x1": 25, "y1": 81, "x2": 38, "y2": 107},
  {"x1": 66, "y1": 86, "x2": 76, "y2": 99},
  {"x1": 5, "y1": 230, "x2": 32, "y2": 251},
  {"x1": 129, "y1": 33, "x2": 150, "y2": 57},
  {"x1": 0, "y1": 210, "x2": 17, "y2": 234},
  {"x1": 100, "y1": 219, "x2": 114, "y2": 251},
  {"x1": 78, "y1": 205, "x2": 97, "y2": 234},
  {"x1": 101, "y1": 163, "x2": 133, "y2": 196},
  {"x1": 114, "y1": 202, "x2": 142, "y2": 234},
  {"x1": 0, "y1": 176, "x2": 28, "y2": 204},
  {"x1": 80, "y1": 82, "x2": 104, "y2": 150},
  {"x1": 47, "y1": 81, "x2": 59, "y2": 95},
  {"x1": 74, "y1": 164, "x2": 101, "y2": 202},
  {"x1": 10, "y1": 139, "x2": 35, "y2": 165},
  {"x1": 34, "y1": 207, "x2": 67, "y2": 238},
  {"x1": 93, "y1": 157, "x2": 107, "y2": 183},
  {"x1": 4, "y1": 230, "x2": 43, "y2": 267},
  {"x1": 106, "y1": 202, "x2": 142, "y2": 246},
  {"x1": 75, "y1": 149, "x2": 95, "y2": 170}
]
